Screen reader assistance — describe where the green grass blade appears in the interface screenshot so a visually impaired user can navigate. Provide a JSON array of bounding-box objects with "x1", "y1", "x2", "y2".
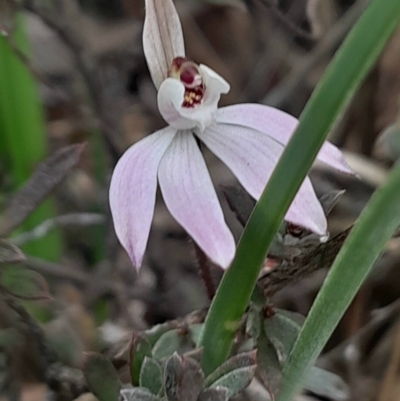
[
  {"x1": 278, "y1": 160, "x2": 400, "y2": 401},
  {"x1": 0, "y1": 14, "x2": 62, "y2": 261},
  {"x1": 199, "y1": 0, "x2": 400, "y2": 375}
]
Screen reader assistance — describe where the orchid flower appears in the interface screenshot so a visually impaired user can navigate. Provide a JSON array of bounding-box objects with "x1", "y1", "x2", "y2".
[{"x1": 110, "y1": 0, "x2": 353, "y2": 270}]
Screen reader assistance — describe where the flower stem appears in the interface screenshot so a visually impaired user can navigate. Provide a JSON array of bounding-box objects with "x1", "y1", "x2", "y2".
[
  {"x1": 198, "y1": 0, "x2": 400, "y2": 376},
  {"x1": 194, "y1": 242, "x2": 216, "y2": 300}
]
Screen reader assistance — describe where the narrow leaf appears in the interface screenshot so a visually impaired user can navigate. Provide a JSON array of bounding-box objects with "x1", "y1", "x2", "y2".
[
  {"x1": 0, "y1": 238, "x2": 25, "y2": 264},
  {"x1": 178, "y1": 356, "x2": 205, "y2": 401},
  {"x1": 164, "y1": 353, "x2": 183, "y2": 401},
  {"x1": 257, "y1": 330, "x2": 282, "y2": 396},
  {"x1": 130, "y1": 333, "x2": 153, "y2": 385},
  {"x1": 264, "y1": 310, "x2": 302, "y2": 360},
  {"x1": 0, "y1": 144, "x2": 85, "y2": 236},
  {"x1": 2, "y1": 266, "x2": 51, "y2": 301},
  {"x1": 305, "y1": 367, "x2": 349, "y2": 401},
  {"x1": 278, "y1": 161, "x2": 400, "y2": 400},
  {"x1": 152, "y1": 325, "x2": 202, "y2": 360},
  {"x1": 199, "y1": 0, "x2": 400, "y2": 375},
  {"x1": 209, "y1": 366, "x2": 256, "y2": 398},
  {"x1": 205, "y1": 350, "x2": 257, "y2": 387}
]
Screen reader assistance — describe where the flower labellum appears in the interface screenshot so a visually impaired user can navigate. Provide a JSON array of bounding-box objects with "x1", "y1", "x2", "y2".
[{"x1": 109, "y1": 0, "x2": 354, "y2": 270}]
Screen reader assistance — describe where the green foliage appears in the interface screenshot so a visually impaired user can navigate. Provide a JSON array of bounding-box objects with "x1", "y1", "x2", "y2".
[
  {"x1": 199, "y1": 0, "x2": 400, "y2": 377},
  {"x1": 0, "y1": 14, "x2": 62, "y2": 261},
  {"x1": 278, "y1": 159, "x2": 400, "y2": 399},
  {"x1": 130, "y1": 334, "x2": 153, "y2": 385},
  {"x1": 83, "y1": 352, "x2": 122, "y2": 401},
  {"x1": 152, "y1": 324, "x2": 203, "y2": 359},
  {"x1": 140, "y1": 357, "x2": 163, "y2": 396},
  {"x1": 82, "y1": 336, "x2": 256, "y2": 401}
]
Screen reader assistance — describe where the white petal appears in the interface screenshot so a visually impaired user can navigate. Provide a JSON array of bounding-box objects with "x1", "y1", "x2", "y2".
[
  {"x1": 199, "y1": 64, "x2": 230, "y2": 97},
  {"x1": 198, "y1": 123, "x2": 327, "y2": 235},
  {"x1": 157, "y1": 66, "x2": 230, "y2": 132},
  {"x1": 158, "y1": 78, "x2": 199, "y2": 130},
  {"x1": 110, "y1": 127, "x2": 176, "y2": 269},
  {"x1": 216, "y1": 104, "x2": 354, "y2": 174},
  {"x1": 143, "y1": 0, "x2": 185, "y2": 89},
  {"x1": 158, "y1": 132, "x2": 236, "y2": 268}
]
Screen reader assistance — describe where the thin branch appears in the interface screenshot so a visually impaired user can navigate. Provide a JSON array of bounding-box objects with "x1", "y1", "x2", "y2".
[
  {"x1": 22, "y1": 257, "x2": 90, "y2": 285},
  {"x1": 17, "y1": 0, "x2": 124, "y2": 157},
  {"x1": 12, "y1": 213, "x2": 105, "y2": 246},
  {"x1": 263, "y1": 0, "x2": 369, "y2": 107},
  {"x1": 1, "y1": 292, "x2": 87, "y2": 399},
  {"x1": 258, "y1": 0, "x2": 316, "y2": 42}
]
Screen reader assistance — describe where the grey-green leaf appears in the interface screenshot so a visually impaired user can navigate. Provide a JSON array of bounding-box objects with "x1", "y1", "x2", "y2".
[
  {"x1": 209, "y1": 366, "x2": 256, "y2": 398},
  {"x1": 163, "y1": 353, "x2": 204, "y2": 401},
  {"x1": 305, "y1": 367, "x2": 349, "y2": 401},
  {"x1": 121, "y1": 387, "x2": 160, "y2": 401},
  {"x1": 152, "y1": 325, "x2": 203, "y2": 360},
  {"x1": 205, "y1": 350, "x2": 257, "y2": 387},
  {"x1": 264, "y1": 310, "x2": 302, "y2": 360},
  {"x1": 246, "y1": 307, "x2": 262, "y2": 340},
  {"x1": 198, "y1": 387, "x2": 229, "y2": 401},
  {"x1": 140, "y1": 357, "x2": 163, "y2": 396},
  {"x1": 83, "y1": 352, "x2": 121, "y2": 401},
  {"x1": 257, "y1": 330, "x2": 282, "y2": 396},
  {"x1": 164, "y1": 353, "x2": 183, "y2": 401},
  {"x1": 145, "y1": 322, "x2": 176, "y2": 347},
  {"x1": 130, "y1": 334, "x2": 153, "y2": 385},
  {"x1": 178, "y1": 356, "x2": 205, "y2": 401}
]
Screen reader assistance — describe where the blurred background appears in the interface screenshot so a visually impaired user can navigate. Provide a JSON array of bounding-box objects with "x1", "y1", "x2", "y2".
[{"x1": 0, "y1": 0, "x2": 400, "y2": 400}]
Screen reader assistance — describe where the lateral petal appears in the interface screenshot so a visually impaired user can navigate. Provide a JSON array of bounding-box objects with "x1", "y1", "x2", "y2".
[
  {"x1": 198, "y1": 123, "x2": 327, "y2": 235},
  {"x1": 109, "y1": 127, "x2": 176, "y2": 269},
  {"x1": 216, "y1": 104, "x2": 353, "y2": 175},
  {"x1": 143, "y1": 0, "x2": 185, "y2": 89},
  {"x1": 158, "y1": 132, "x2": 236, "y2": 268}
]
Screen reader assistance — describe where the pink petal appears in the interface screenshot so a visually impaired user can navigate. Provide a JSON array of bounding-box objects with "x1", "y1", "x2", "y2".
[
  {"x1": 109, "y1": 127, "x2": 176, "y2": 269},
  {"x1": 143, "y1": 0, "x2": 185, "y2": 89},
  {"x1": 158, "y1": 132, "x2": 236, "y2": 268},
  {"x1": 158, "y1": 66, "x2": 230, "y2": 132},
  {"x1": 216, "y1": 104, "x2": 353, "y2": 175},
  {"x1": 198, "y1": 123, "x2": 327, "y2": 235}
]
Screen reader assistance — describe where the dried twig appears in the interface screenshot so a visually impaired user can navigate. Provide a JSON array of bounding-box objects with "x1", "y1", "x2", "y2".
[
  {"x1": 259, "y1": 227, "x2": 351, "y2": 297},
  {"x1": 222, "y1": 185, "x2": 351, "y2": 297},
  {"x1": 263, "y1": 0, "x2": 369, "y2": 107},
  {"x1": 22, "y1": 257, "x2": 89, "y2": 285},
  {"x1": 13, "y1": 213, "x2": 104, "y2": 246},
  {"x1": 257, "y1": 0, "x2": 316, "y2": 42},
  {"x1": 16, "y1": 0, "x2": 123, "y2": 157}
]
